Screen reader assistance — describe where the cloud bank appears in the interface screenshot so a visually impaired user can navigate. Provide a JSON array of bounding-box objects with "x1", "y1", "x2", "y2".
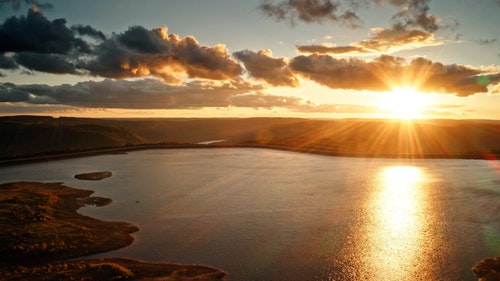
[
  {"x1": 0, "y1": 8, "x2": 243, "y2": 82},
  {"x1": 0, "y1": 3, "x2": 499, "y2": 116},
  {"x1": 282, "y1": 0, "x2": 452, "y2": 56},
  {"x1": 289, "y1": 54, "x2": 500, "y2": 96},
  {"x1": 0, "y1": 79, "x2": 302, "y2": 109}
]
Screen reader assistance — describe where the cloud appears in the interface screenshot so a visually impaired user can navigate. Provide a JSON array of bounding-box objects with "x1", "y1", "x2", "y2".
[
  {"x1": 258, "y1": 0, "x2": 361, "y2": 28},
  {"x1": 233, "y1": 49, "x2": 299, "y2": 87},
  {"x1": 259, "y1": 0, "x2": 448, "y2": 31},
  {"x1": 0, "y1": 53, "x2": 17, "y2": 69},
  {"x1": 391, "y1": 0, "x2": 442, "y2": 32},
  {"x1": 290, "y1": 54, "x2": 386, "y2": 91},
  {"x1": 84, "y1": 26, "x2": 243, "y2": 82},
  {"x1": 297, "y1": 22, "x2": 441, "y2": 55},
  {"x1": 0, "y1": 9, "x2": 244, "y2": 82},
  {"x1": 0, "y1": 7, "x2": 86, "y2": 54},
  {"x1": 71, "y1": 25, "x2": 106, "y2": 41},
  {"x1": 0, "y1": 79, "x2": 303, "y2": 109},
  {"x1": 263, "y1": 0, "x2": 453, "y2": 56},
  {"x1": 13, "y1": 52, "x2": 78, "y2": 74},
  {"x1": 289, "y1": 54, "x2": 500, "y2": 96},
  {"x1": 357, "y1": 24, "x2": 439, "y2": 52}
]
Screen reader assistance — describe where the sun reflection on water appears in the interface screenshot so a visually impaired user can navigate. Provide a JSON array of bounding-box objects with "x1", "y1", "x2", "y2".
[
  {"x1": 364, "y1": 166, "x2": 429, "y2": 279},
  {"x1": 377, "y1": 166, "x2": 423, "y2": 237}
]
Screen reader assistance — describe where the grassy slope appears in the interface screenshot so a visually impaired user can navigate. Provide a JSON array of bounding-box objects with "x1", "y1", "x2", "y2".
[
  {"x1": 251, "y1": 119, "x2": 500, "y2": 157},
  {"x1": 0, "y1": 182, "x2": 138, "y2": 264},
  {"x1": 0, "y1": 116, "x2": 145, "y2": 158},
  {"x1": 2, "y1": 116, "x2": 500, "y2": 159},
  {"x1": 0, "y1": 182, "x2": 227, "y2": 280}
]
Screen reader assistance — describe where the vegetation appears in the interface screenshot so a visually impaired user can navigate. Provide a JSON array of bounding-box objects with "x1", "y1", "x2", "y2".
[
  {"x1": 0, "y1": 257, "x2": 227, "y2": 281},
  {"x1": 0, "y1": 116, "x2": 145, "y2": 159},
  {"x1": 0, "y1": 182, "x2": 138, "y2": 264},
  {"x1": 2, "y1": 116, "x2": 500, "y2": 161},
  {"x1": 0, "y1": 182, "x2": 227, "y2": 280}
]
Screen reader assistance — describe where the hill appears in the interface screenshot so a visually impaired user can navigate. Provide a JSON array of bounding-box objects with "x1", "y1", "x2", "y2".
[
  {"x1": 1, "y1": 116, "x2": 500, "y2": 160},
  {"x1": 0, "y1": 116, "x2": 145, "y2": 159},
  {"x1": 248, "y1": 119, "x2": 500, "y2": 158}
]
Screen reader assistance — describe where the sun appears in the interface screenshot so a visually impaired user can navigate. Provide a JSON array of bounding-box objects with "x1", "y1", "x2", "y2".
[{"x1": 378, "y1": 87, "x2": 430, "y2": 119}]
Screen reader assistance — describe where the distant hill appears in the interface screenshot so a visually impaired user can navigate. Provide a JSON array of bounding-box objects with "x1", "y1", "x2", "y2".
[
  {"x1": 247, "y1": 119, "x2": 500, "y2": 158},
  {"x1": 0, "y1": 116, "x2": 145, "y2": 158},
  {"x1": 1, "y1": 116, "x2": 500, "y2": 160}
]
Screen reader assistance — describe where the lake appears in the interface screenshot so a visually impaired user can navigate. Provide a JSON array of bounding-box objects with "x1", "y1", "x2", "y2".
[{"x1": 1, "y1": 148, "x2": 499, "y2": 280}]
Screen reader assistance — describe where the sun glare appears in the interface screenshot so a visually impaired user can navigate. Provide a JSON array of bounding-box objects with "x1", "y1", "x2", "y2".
[{"x1": 379, "y1": 87, "x2": 430, "y2": 119}]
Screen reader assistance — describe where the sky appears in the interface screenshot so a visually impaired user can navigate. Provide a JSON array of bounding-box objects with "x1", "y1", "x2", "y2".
[{"x1": 0, "y1": 0, "x2": 499, "y2": 119}]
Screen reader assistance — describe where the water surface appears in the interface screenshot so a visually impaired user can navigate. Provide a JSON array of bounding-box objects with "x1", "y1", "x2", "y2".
[{"x1": 1, "y1": 148, "x2": 499, "y2": 280}]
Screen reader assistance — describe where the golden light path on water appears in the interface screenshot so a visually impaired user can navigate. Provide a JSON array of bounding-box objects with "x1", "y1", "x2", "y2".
[
  {"x1": 373, "y1": 167, "x2": 424, "y2": 272},
  {"x1": 357, "y1": 165, "x2": 432, "y2": 280}
]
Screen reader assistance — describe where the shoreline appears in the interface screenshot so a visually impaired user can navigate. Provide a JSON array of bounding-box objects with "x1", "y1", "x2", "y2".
[
  {"x1": 0, "y1": 143, "x2": 498, "y2": 167},
  {"x1": 0, "y1": 181, "x2": 227, "y2": 280}
]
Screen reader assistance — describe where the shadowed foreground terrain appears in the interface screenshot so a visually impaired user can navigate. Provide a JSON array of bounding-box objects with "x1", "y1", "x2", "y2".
[
  {"x1": 1, "y1": 116, "x2": 500, "y2": 161},
  {"x1": 0, "y1": 182, "x2": 226, "y2": 280}
]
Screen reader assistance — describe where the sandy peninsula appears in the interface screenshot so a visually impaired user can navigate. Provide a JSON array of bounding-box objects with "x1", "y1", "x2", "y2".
[{"x1": 0, "y1": 181, "x2": 226, "y2": 280}]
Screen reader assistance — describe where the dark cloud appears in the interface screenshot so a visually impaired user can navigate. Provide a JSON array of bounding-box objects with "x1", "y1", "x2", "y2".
[
  {"x1": 233, "y1": 49, "x2": 299, "y2": 87},
  {"x1": 117, "y1": 26, "x2": 169, "y2": 54},
  {"x1": 13, "y1": 52, "x2": 78, "y2": 74},
  {"x1": 259, "y1": 0, "x2": 448, "y2": 32},
  {"x1": 290, "y1": 54, "x2": 387, "y2": 90},
  {"x1": 289, "y1": 54, "x2": 500, "y2": 96},
  {"x1": 85, "y1": 26, "x2": 243, "y2": 82},
  {"x1": 391, "y1": 0, "x2": 441, "y2": 32},
  {"x1": 411, "y1": 59, "x2": 500, "y2": 96},
  {"x1": 0, "y1": 7, "x2": 84, "y2": 54},
  {"x1": 258, "y1": 0, "x2": 361, "y2": 28},
  {"x1": 0, "y1": 0, "x2": 52, "y2": 10},
  {"x1": 0, "y1": 53, "x2": 17, "y2": 69},
  {"x1": 71, "y1": 25, "x2": 106, "y2": 41},
  {"x1": 0, "y1": 9, "x2": 243, "y2": 81},
  {"x1": 0, "y1": 79, "x2": 301, "y2": 109}
]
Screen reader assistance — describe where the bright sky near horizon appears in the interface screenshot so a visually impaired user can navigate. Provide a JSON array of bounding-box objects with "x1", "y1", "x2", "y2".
[{"x1": 0, "y1": 0, "x2": 499, "y2": 119}]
